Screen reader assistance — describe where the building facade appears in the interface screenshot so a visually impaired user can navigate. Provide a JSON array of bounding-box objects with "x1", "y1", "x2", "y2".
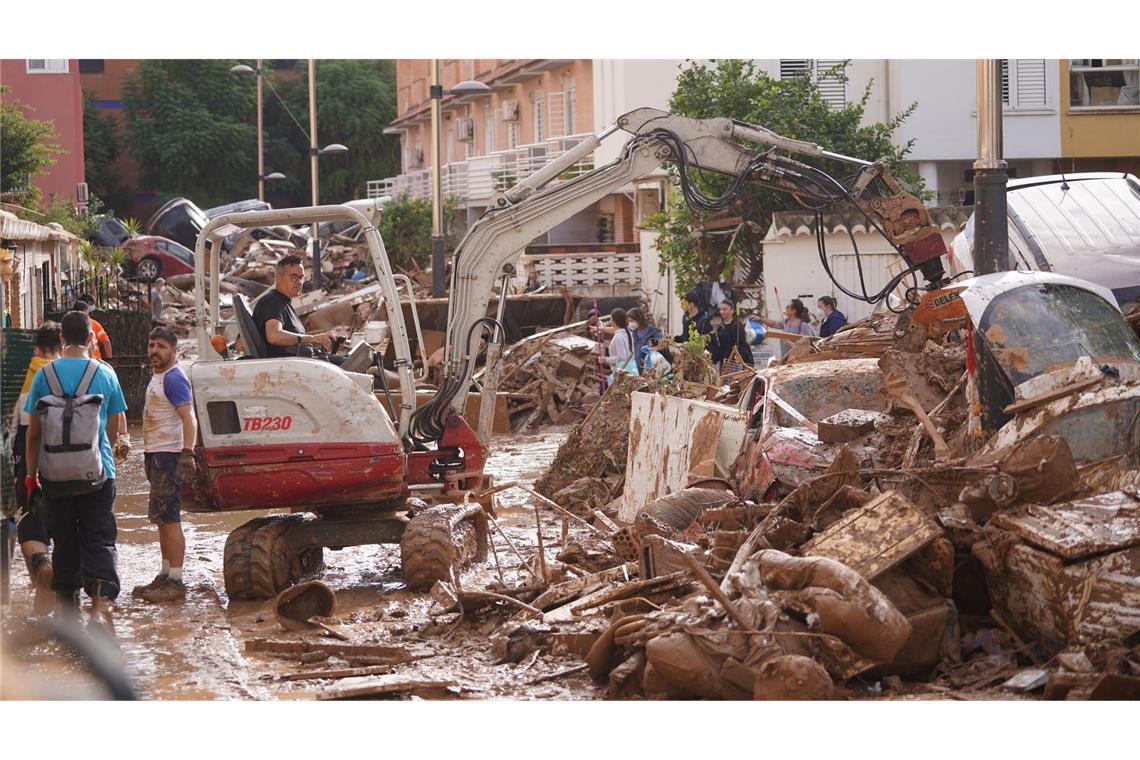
[{"x1": 1, "y1": 58, "x2": 85, "y2": 206}]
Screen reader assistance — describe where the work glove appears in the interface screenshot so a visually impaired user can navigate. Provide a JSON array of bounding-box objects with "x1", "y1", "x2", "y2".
[
  {"x1": 178, "y1": 449, "x2": 198, "y2": 482},
  {"x1": 24, "y1": 475, "x2": 41, "y2": 501},
  {"x1": 113, "y1": 434, "x2": 132, "y2": 465}
]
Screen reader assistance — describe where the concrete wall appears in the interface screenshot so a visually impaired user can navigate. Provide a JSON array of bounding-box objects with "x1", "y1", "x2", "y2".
[
  {"x1": 1, "y1": 59, "x2": 85, "y2": 205},
  {"x1": 592, "y1": 59, "x2": 686, "y2": 166},
  {"x1": 891, "y1": 59, "x2": 1062, "y2": 163}
]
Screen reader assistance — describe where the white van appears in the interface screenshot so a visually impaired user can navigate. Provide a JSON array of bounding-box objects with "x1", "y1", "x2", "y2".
[{"x1": 947, "y1": 173, "x2": 1140, "y2": 308}]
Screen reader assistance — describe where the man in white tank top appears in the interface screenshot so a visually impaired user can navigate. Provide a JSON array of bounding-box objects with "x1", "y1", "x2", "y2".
[{"x1": 133, "y1": 326, "x2": 198, "y2": 603}]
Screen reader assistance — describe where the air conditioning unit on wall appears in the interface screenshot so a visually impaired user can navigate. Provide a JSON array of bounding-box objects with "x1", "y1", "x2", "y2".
[
  {"x1": 501, "y1": 99, "x2": 520, "y2": 121},
  {"x1": 456, "y1": 117, "x2": 475, "y2": 142}
]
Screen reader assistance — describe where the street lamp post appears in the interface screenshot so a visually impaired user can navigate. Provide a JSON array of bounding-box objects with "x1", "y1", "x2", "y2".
[
  {"x1": 306, "y1": 59, "x2": 349, "y2": 290},
  {"x1": 231, "y1": 62, "x2": 287, "y2": 199},
  {"x1": 428, "y1": 62, "x2": 491, "y2": 296},
  {"x1": 973, "y1": 59, "x2": 1009, "y2": 276}
]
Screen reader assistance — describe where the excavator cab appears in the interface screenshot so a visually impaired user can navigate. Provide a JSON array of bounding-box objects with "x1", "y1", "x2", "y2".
[{"x1": 184, "y1": 200, "x2": 491, "y2": 599}]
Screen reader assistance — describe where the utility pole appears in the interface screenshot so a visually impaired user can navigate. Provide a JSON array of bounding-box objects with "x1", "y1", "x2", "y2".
[
  {"x1": 973, "y1": 59, "x2": 1009, "y2": 275},
  {"x1": 430, "y1": 59, "x2": 445, "y2": 297},
  {"x1": 309, "y1": 59, "x2": 322, "y2": 290}
]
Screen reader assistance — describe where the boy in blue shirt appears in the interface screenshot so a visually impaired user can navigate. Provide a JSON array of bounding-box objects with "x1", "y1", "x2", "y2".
[{"x1": 23, "y1": 311, "x2": 129, "y2": 635}]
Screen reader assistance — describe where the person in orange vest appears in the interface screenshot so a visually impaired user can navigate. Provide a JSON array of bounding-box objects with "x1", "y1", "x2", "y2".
[{"x1": 71, "y1": 298, "x2": 113, "y2": 360}]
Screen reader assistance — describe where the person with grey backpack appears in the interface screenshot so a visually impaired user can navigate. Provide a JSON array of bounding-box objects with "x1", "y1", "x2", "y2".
[{"x1": 23, "y1": 311, "x2": 129, "y2": 636}]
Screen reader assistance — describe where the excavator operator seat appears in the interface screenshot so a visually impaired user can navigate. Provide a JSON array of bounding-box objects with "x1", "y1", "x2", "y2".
[{"x1": 234, "y1": 294, "x2": 269, "y2": 359}]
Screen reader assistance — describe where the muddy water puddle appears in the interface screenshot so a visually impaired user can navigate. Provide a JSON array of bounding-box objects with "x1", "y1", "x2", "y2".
[{"x1": 3, "y1": 424, "x2": 596, "y2": 700}]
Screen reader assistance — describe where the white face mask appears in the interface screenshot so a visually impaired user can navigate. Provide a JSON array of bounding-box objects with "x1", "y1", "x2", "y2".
[{"x1": 628, "y1": 321, "x2": 640, "y2": 331}]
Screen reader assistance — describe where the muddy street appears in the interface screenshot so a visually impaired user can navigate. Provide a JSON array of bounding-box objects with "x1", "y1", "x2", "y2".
[{"x1": 4, "y1": 424, "x2": 609, "y2": 701}]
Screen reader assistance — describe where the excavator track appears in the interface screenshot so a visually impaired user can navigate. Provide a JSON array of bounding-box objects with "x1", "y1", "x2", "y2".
[
  {"x1": 224, "y1": 514, "x2": 324, "y2": 600},
  {"x1": 400, "y1": 503, "x2": 489, "y2": 591}
]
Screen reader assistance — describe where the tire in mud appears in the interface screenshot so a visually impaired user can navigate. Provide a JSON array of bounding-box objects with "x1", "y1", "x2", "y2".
[
  {"x1": 400, "y1": 503, "x2": 489, "y2": 591},
  {"x1": 223, "y1": 514, "x2": 324, "y2": 600}
]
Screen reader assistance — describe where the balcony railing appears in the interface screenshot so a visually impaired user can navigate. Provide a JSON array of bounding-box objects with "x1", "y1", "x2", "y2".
[{"x1": 367, "y1": 133, "x2": 595, "y2": 206}]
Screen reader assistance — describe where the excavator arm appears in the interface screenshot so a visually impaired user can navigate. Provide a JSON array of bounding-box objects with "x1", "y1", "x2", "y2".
[{"x1": 414, "y1": 108, "x2": 949, "y2": 445}]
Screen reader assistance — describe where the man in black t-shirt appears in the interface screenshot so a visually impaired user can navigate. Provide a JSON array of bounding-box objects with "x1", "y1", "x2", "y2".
[{"x1": 253, "y1": 254, "x2": 340, "y2": 360}]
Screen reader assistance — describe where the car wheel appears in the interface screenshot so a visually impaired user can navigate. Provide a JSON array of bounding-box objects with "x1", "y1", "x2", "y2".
[{"x1": 137, "y1": 256, "x2": 162, "y2": 282}]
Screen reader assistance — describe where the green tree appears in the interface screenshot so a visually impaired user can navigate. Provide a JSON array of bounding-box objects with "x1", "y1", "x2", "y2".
[
  {"x1": 646, "y1": 60, "x2": 922, "y2": 294},
  {"x1": 82, "y1": 89, "x2": 128, "y2": 211},
  {"x1": 263, "y1": 60, "x2": 401, "y2": 205},
  {"x1": 121, "y1": 60, "x2": 257, "y2": 207},
  {"x1": 0, "y1": 86, "x2": 63, "y2": 206},
  {"x1": 378, "y1": 193, "x2": 463, "y2": 271}
]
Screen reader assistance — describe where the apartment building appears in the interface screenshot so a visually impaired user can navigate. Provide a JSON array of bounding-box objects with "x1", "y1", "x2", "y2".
[
  {"x1": 0, "y1": 59, "x2": 85, "y2": 206},
  {"x1": 374, "y1": 59, "x2": 684, "y2": 244}
]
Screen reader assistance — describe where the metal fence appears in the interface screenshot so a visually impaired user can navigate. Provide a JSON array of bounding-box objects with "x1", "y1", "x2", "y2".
[{"x1": 44, "y1": 267, "x2": 150, "y2": 316}]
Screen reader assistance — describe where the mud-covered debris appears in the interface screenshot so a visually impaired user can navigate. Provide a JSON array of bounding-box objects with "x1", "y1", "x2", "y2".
[
  {"x1": 817, "y1": 409, "x2": 889, "y2": 443},
  {"x1": 535, "y1": 374, "x2": 645, "y2": 497}
]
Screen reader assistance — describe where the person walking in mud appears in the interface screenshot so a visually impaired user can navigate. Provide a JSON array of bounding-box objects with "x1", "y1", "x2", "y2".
[
  {"x1": 133, "y1": 326, "x2": 198, "y2": 603},
  {"x1": 22, "y1": 310, "x2": 130, "y2": 635},
  {"x1": 10, "y1": 321, "x2": 61, "y2": 614}
]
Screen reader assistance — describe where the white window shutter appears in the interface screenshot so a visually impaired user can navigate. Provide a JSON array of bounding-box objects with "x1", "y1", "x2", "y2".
[
  {"x1": 1015, "y1": 59, "x2": 1047, "y2": 107},
  {"x1": 780, "y1": 59, "x2": 809, "y2": 80},
  {"x1": 816, "y1": 59, "x2": 847, "y2": 108}
]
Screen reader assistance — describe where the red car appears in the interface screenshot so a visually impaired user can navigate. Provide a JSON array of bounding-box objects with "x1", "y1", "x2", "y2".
[{"x1": 123, "y1": 235, "x2": 196, "y2": 281}]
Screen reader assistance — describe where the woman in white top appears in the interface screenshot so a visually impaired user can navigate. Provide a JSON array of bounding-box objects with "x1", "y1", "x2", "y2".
[{"x1": 606, "y1": 307, "x2": 635, "y2": 372}]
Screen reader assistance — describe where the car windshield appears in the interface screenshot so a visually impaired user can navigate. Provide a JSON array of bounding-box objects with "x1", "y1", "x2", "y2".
[{"x1": 979, "y1": 283, "x2": 1140, "y2": 386}]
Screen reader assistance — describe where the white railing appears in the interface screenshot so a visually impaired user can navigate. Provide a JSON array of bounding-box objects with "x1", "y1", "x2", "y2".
[{"x1": 366, "y1": 133, "x2": 595, "y2": 206}]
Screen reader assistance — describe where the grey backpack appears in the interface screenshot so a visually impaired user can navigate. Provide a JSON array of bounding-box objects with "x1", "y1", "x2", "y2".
[{"x1": 36, "y1": 360, "x2": 107, "y2": 495}]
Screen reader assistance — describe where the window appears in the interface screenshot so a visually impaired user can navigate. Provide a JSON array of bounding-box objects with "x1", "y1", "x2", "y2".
[
  {"x1": 207, "y1": 402, "x2": 241, "y2": 435},
  {"x1": 534, "y1": 95, "x2": 545, "y2": 143},
  {"x1": 1000, "y1": 59, "x2": 1049, "y2": 109},
  {"x1": 485, "y1": 112, "x2": 495, "y2": 154},
  {"x1": 565, "y1": 87, "x2": 576, "y2": 134},
  {"x1": 1069, "y1": 59, "x2": 1140, "y2": 108},
  {"x1": 507, "y1": 122, "x2": 519, "y2": 150},
  {"x1": 78, "y1": 59, "x2": 104, "y2": 74},
  {"x1": 26, "y1": 59, "x2": 68, "y2": 74},
  {"x1": 779, "y1": 59, "x2": 847, "y2": 108}
]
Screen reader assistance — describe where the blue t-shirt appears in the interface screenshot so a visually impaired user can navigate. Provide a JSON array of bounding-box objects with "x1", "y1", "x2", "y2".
[{"x1": 24, "y1": 358, "x2": 129, "y2": 480}]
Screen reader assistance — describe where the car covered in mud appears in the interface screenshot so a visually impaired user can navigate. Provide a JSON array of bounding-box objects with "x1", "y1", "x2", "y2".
[
  {"x1": 625, "y1": 270, "x2": 1140, "y2": 511},
  {"x1": 947, "y1": 172, "x2": 1140, "y2": 309}
]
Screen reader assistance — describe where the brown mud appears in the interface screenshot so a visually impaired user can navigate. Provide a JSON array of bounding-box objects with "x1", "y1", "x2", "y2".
[{"x1": 3, "y1": 423, "x2": 606, "y2": 700}]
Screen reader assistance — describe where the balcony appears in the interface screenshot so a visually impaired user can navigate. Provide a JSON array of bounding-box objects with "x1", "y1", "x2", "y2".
[{"x1": 366, "y1": 133, "x2": 595, "y2": 207}]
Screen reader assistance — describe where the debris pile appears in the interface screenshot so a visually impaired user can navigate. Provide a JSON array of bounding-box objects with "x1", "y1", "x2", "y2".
[{"x1": 492, "y1": 325, "x2": 610, "y2": 431}]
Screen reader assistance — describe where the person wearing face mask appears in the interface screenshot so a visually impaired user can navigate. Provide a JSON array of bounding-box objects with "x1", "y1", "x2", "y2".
[
  {"x1": 625, "y1": 307, "x2": 662, "y2": 372},
  {"x1": 709, "y1": 300, "x2": 754, "y2": 371}
]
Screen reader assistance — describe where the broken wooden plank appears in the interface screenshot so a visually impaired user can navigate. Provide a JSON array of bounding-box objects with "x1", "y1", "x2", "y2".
[
  {"x1": 279, "y1": 665, "x2": 392, "y2": 682},
  {"x1": 529, "y1": 562, "x2": 636, "y2": 611},
  {"x1": 245, "y1": 639, "x2": 414, "y2": 661},
  {"x1": 803, "y1": 491, "x2": 943, "y2": 580},
  {"x1": 1003, "y1": 375, "x2": 1102, "y2": 416},
  {"x1": 317, "y1": 675, "x2": 458, "y2": 700},
  {"x1": 989, "y1": 491, "x2": 1140, "y2": 560}
]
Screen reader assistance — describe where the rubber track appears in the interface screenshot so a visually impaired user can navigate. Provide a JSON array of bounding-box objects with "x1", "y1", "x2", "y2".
[
  {"x1": 400, "y1": 504, "x2": 488, "y2": 591},
  {"x1": 223, "y1": 515, "x2": 323, "y2": 600}
]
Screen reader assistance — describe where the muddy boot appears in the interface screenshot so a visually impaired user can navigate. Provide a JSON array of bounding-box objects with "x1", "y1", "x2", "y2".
[
  {"x1": 88, "y1": 579, "x2": 117, "y2": 639},
  {"x1": 131, "y1": 573, "x2": 168, "y2": 597},
  {"x1": 137, "y1": 577, "x2": 186, "y2": 603},
  {"x1": 29, "y1": 553, "x2": 54, "y2": 616},
  {"x1": 56, "y1": 590, "x2": 81, "y2": 621},
  {"x1": 89, "y1": 596, "x2": 116, "y2": 639}
]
